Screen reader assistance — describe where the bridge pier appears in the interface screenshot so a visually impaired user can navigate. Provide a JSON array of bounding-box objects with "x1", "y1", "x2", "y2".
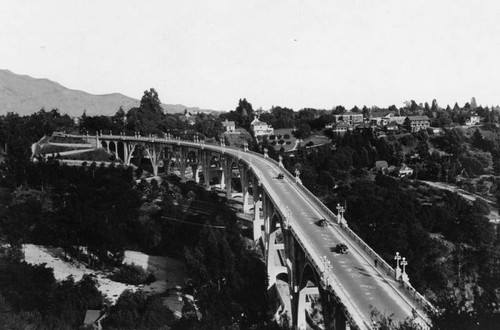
[
  {"x1": 223, "y1": 157, "x2": 233, "y2": 197},
  {"x1": 239, "y1": 163, "x2": 251, "y2": 213},
  {"x1": 220, "y1": 164, "x2": 225, "y2": 190},
  {"x1": 201, "y1": 152, "x2": 211, "y2": 189}
]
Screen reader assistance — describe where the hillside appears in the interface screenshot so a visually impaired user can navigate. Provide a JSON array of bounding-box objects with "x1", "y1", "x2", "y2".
[{"x1": 0, "y1": 69, "x2": 214, "y2": 116}]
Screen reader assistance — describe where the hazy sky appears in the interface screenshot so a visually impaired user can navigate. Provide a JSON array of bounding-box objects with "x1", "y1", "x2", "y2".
[{"x1": 2, "y1": 0, "x2": 500, "y2": 111}]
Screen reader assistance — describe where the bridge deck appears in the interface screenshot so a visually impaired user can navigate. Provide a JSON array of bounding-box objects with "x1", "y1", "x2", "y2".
[{"x1": 89, "y1": 135, "x2": 432, "y2": 329}]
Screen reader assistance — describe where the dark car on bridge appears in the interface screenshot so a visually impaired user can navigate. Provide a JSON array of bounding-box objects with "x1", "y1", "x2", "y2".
[
  {"x1": 335, "y1": 243, "x2": 348, "y2": 254},
  {"x1": 316, "y1": 219, "x2": 328, "y2": 227},
  {"x1": 277, "y1": 173, "x2": 284, "y2": 179}
]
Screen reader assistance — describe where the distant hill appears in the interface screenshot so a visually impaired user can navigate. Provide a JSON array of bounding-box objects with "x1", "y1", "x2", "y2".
[{"x1": 0, "y1": 69, "x2": 215, "y2": 117}]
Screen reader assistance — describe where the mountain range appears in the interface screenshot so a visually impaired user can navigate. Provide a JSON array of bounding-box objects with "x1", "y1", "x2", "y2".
[{"x1": 0, "y1": 69, "x2": 215, "y2": 117}]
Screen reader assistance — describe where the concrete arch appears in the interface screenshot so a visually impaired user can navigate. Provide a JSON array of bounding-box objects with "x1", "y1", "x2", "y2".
[
  {"x1": 297, "y1": 262, "x2": 326, "y2": 330},
  {"x1": 207, "y1": 154, "x2": 222, "y2": 185},
  {"x1": 116, "y1": 141, "x2": 125, "y2": 162},
  {"x1": 186, "y1": 150, "x2": 199, "y2": 164},
  {"x1": 184, "y1": 150, "x2": 200, "y2": 181},
  {"x1": 127, "y1": 144, "x2": 154, "y2": 173},
  {"x1": 267, "y1": 213, "x2": 289, "y2": 285},
  {"x1": 157, "y1": 146, "x2": 173, "y2": 175}
]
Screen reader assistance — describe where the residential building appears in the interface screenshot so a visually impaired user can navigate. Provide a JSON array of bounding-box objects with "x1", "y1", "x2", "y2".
[
  {"x1": 178, "y1": 112, "x2": 196, "y2": 126},
  {"x1": 370, "y1": 113, "x2": 406, "y2": 126},
  {"x1": 465, "y1": 114, "x2": 481, "y2": 126},
  {"x1": 396, "y1": 164, "x2": 414, "y2": 178},
  {"x1": 331, "y1": 122, "x2": 352, "y2": 135},
  {"x1": 355, "y1": 122, "x2": 372, "y2": 131},
  {"x1": 251, "y1": 117, "x2": 274, "y2": 137},
  {"x1": 375, "y1": 160, "x2": 389, "y2": 173},
  {"x1": 333, "y1": 112, "x2": 364, "y2": 125},
  {"x1": 404, "y1": 116, "x2": 430, "y2": 132},
  {"x1": 222, "y1": 119, "x2": 236, "y2": 132},
  {"x1": 387, "y1": 114, "x2": 406, "y2": 125},
  {"x1": 385, "y1": 122, "x2": 399, "y2": 132}
]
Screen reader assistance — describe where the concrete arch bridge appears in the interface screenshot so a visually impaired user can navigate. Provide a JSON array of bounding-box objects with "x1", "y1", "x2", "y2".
[{"x1": 60, "y1": 133, "x2": 435, "y2": 330}]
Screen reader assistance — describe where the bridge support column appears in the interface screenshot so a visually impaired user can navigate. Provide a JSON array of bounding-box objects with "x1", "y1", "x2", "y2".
[
  {"x1": 201, "y1": 152, "x2": 210, "y2": 189},
  {"x1": 123, "y1": 142, "x2": 129, "y2": 165},
  {"x1": 177, "y1": 148, "x2": 188, "y2": 182},
  {"x1": 193, "y1": 165, "x2": 200, "y2": 183},
  {"x1": 253, "y1": 197, "x2": 263, "y2": 241},
  {"x1": 243, "y1": 191, "x2": 251, "y2": 213},
  {"x1": 323, "y1": 297, "x2": 347, "y2": 330},
  {"x1": 125, "y1": 143, "x2": 136, "y2": 166},
  {"x1": 224, "y1": 157, "x2": 233, "y2": 197},
  {"x1": 262, "y1": 192, "x2": 272, "y2": 249},
  {"x1": 220, "y1": 166, "x2": 225, "y2": 190},
  {"x1": 239, "y1": 163, "x2": 251, "y2": 213}
]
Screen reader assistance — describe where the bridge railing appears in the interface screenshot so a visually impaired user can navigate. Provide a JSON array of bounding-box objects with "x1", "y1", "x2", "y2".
[
  {"x1": 229, "y1": 143, "x2": 437, "y2": 315},
  {"x1": 89, "y1": 133, "x2": 436, "y2": 315}
]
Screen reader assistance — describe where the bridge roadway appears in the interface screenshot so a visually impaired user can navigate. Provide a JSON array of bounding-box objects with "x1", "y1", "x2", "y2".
[{"x1": 98, "y1": 135, "x2": 432, "y2": 329}]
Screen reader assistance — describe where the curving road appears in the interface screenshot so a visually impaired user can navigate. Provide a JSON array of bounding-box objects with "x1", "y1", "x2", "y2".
[{"x1": 98, "y1": 136, "x2": 433, "y2": 329}]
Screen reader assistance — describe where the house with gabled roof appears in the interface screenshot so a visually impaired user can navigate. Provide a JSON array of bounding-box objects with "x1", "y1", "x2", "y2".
[
  {"x1": 251, "y1": 117, "x2": 274, "y2": 137},
  {"x1": 333, "y1": 112, "x2": 364, "y2": 125},
  {"x1": 404, "y1": 116, "x2": 430, "y2": 132},
  {"x1": 331, "y1": 122, "x2": 352, "y2": 135},
  {"x1": 222, "y1": 119, "x2": 236, "y2": 132}
]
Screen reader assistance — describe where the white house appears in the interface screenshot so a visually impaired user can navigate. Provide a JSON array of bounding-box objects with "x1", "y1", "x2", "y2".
[
  {"x1": 222, "y1": 119, "x2": 236, "y2": 132},
  {"x1": 465, "y1": 114, "x2": 481, "y2": 126},
  {"x1": 396, "y1": 164, "x2": 414, "y2": 178},
  {"x1": 251, "y1": 117, "x2": 274, "y2": 137},
  {"x1": 333, "y1": 112, "x2": 364, "y2": 125},
  {"x1": 330, "y1": 122, "x2": 352, "y2": 135}
]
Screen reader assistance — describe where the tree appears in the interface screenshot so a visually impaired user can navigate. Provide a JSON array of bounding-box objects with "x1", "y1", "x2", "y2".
[
  {"x1": 271, "y1": 106, "x2": 295, "y2": 129},
  {"x1": 112, "y1": 107, "x2": 127, "y2": 132},
  {"x1": 103, "y1": 290, "x2": 175, "y2": 330},
  {"x1": 293, "y1": 123, "x2": 311, "y2": 139},
  {"x1": 235, "y1": 98, "x2": 254, "y2": 129},
  {"x1": 471, "y1": 97, "x2": 478, "y2": 110},
  {"x1": 126, "y1": 89, "x2": 165, "y2": 135}
]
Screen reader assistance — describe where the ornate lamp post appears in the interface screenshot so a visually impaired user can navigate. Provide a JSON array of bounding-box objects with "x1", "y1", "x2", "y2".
[
  {"x1": 336, "y1": 203, "x2": 346, "y2": 227},
  {"x1": 400, "y1": 257, "x2": 409, "y2": 283},
  {"x1": 394, "y1": 252, "x2": 402, "y2": 280},
  {"x1": 336, "y1": 203, "x2": 343, "y2": 224},
  {"x1": 294, "y1": 169, "x2": 302, "y2": 184}
]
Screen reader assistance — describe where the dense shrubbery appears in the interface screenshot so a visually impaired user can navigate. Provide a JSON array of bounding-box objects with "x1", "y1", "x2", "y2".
[
  {"x1": 0, "y1": 257, "x2": 103, "y2": 329},
  {"x1": 110, "y1": 263, "x2": 156, "y2": 285},
  {"x1": 103, "y1": 291, "x2": 175, "y2": 330}
]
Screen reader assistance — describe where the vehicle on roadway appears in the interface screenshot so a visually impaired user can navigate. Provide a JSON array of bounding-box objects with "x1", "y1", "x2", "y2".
[
  {"x1": 316, "y1": 218, "x2": 328, "y2": 227},
  {"x1": 277, "y1": 173, "x2": 284, "y2": 179},
  {"x1": 335, "y1": 243, "x2": 349, "y2": 254}
]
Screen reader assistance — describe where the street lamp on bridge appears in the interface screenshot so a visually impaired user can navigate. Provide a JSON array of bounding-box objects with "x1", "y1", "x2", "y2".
[
  {"x1": 394, "y1": 252, "x2": 402, "y2": 280},
  {"x1": 294, "y1": 169, "x2": 302, "y2": 184},
  {"x1": 336, "y1": 203, "x2": 346, "y2": 227},
  {"x1": 400, "y1": 257, "x2": 409, "y2": 284}
]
